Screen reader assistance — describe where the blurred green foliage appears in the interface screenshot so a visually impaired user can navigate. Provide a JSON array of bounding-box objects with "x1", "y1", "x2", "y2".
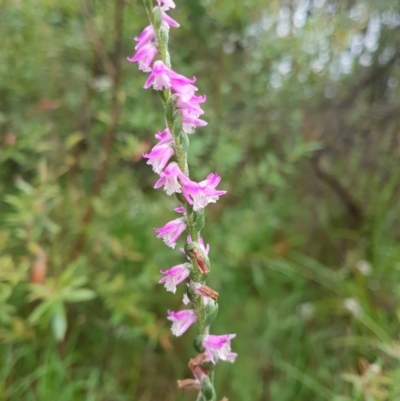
[{"x1": 1, "y1": 0, "x2": 400, "y2": 400}]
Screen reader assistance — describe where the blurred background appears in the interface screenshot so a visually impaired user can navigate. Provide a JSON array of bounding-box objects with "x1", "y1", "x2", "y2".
[{"x1": 1, "y1": 0, "x2": 400, "y2": 400}]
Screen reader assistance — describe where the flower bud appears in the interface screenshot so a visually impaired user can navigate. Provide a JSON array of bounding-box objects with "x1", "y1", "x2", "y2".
[
  {"x1": 201, "y1": 376, "x2": 216, "y2": 401},
  {"x1": 193, "y1": 335, "x2": 205, "y2": 353},
  {"x1": 204, "y1": 299, "x2": 218, "y2": 327}
]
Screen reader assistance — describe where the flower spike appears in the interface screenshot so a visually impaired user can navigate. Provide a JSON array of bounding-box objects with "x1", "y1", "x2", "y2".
[{"x1": 130, "y1": 1, "x2": 236, "y2": 398}]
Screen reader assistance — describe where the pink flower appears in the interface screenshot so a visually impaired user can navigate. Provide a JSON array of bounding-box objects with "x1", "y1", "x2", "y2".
[
  {"x1": 155, "y1": 127, "x2": 173, "y2": 145},
  {"x1": 159, "y1": 263, "x2": 191, "y2": 293},
  {"x1": 176, "y1": 94, "x2": 206, "y2": 116},
  {"x1": 197, "y1": 236, "x2": 210, "y2": 255},
  {"x1": 127, "y1": 43, "x2": 158, "y2": 72},
  {"x1": 175, "y1": 94, "x2": 208, "y2": 135},
  {"x1": 171, "y1": 82, "x2": 198, "y2": 100},
  {"x1": 144, "y1": 61, "x2": 196, "y2": 91},
  {"x1": 143, "y1": 143, "x2": 174, "y2": 174},
  {"x1": 182, "y1": 173, "x2": 227, "y2": 211},
  {"x1": 134, "y1": 25, "x2": 156, "y2": 51},
  {"x1": 129, "y1": 24, "x2": 158, "y2": 72},
  {"x1": 167, "y1": 309, "x2": 197, "y2": 336},
  {"x1": 155, "y1": 217, "x2": 187, "y2": 248},
  {"x1": 160, "y1": 8, "x2": 180, "y2": 28},
  {"x1": 154, "y1": 163, "x2": 190, "y2": 195},
  {"x1": 181, "y1": 109, "x2": 208, "y2": 134},
  {"x1": 202, "y1": 334, "x2": 237, "y2": 364}
]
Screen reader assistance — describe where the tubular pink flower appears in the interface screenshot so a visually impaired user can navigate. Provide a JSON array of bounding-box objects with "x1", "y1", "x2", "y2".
[
  {"x1": 144, "y1": 61, "x2": 196, "y2": 91},
  {"x1": 127, "y1": 43, "x2": 158, "y2": 72},
  {"x1": 159, "y1": 263, "x2": 191, "y2": 293},
  {"x1": 143, "y1": 143, "x2": 174, "y2": 174},
  {"x1": 134, "y1": 25, "x2": 156, "y2": 51},
  {"x1": 182, "y1": 173, "x2": 227, "y2": 211},
  {"x1": 155, "y1": 217, "x2": 187, "y2": 248},
  {"x1": 167, "y1": 309, "x2": 197, "y2": 336},
  {"x1": 154, "y1": 162, "x2": 190, "y2": 195},
  {"x1": 176, "y1": 94, "x2": 206, "y2": 116},
  {"x1": 155, "y1": 127, "x2": 173, "y2": 145},
  {"x1": 202, "y1": 334, "x2": 237, "y2": 364},
  {"x1": 171, "y1": 82, "x2": 199, "y2": 101},
  {"x1": 181, "y1": 110, "x2": 208, "y2": 134},
  {"x1": 160, "y1": 9, "x2": 180, "y2": 28},
  {"x1": 142, "y1": 128, "x2": 174, "y2": 174}
]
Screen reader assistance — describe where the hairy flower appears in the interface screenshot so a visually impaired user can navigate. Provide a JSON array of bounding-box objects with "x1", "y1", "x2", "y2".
[
  {"x1": 159, "y1": 8, "x2": 180, "y2": 28},
  {"x1": 159, "y1": 263, "x2": 191, "y2": 293},
  {"x1": 202, "y1": 334, "x2": 237, "y2": 364},
  {"x1": 142, "y1": 128, "x2": 174, "y2": 173},
  {"x1": 167, "y1": 309, "x2": 197, "y2": 336},
  {"x1": 144, "y1": 61, "x2": 196, "y2": 91},
  {"x1": 155, "y1": 217, "x2": 187, "y2": 248},
  {"x1": 176, "y1": 94, "x2": 206, "y2": 116},
  {"x1": 182, "y1": 173, "x2": 227, "y2": 211},
  {"x1": 134, "y1": 25, "x2": 156, "y2": 51},
  {"x1": 155, "y1": 127, "x2": 173, "y2": 145},
  {"x1": 181, "y1": 109, "x2": 208, "y2": 134},
  {"x1": 127, "y1": 42, "x2": 158, "y2": 72},
  {"x1": 154, "y1": 162, "x2": 190, "y2": 195}
]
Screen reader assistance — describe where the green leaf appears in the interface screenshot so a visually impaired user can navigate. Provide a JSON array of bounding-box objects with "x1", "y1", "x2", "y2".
[
  {"x1": 63, "y1": 288, "x2": 96, "y2": 303},
  {"x1": 28, "y1": 299, "x2": 53, "y2": 324},
  {"x1": 51, "y1": 301, "x2": 67, "y2": 342}
]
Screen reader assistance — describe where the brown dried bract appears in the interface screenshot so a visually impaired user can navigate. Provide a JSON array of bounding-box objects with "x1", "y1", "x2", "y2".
[
  {"x1": 188, "y1": 353, "x2": 209, "y2": 381},
  {"x1": 177, "y1": 379, "x2": 200, "y2": 390},
  {"x1": 191, "y1": 247, "x2": 209, "y2": 274},
  {"x1": 189, "y1": 353, "x2": 208, "y2": 369},
  {"x1": 195, "y1": 284, "x2": 219, "y2": 301}
]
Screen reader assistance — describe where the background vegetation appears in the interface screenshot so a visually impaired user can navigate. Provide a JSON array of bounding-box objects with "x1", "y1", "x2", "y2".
[{"x1": 1, "y1": 0, "x2": 400, "y2": 400}]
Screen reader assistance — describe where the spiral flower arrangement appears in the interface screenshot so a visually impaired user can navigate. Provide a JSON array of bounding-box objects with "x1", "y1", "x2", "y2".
[{"x1": 128, "y1": 1, "x2": 236, "y2": 399}]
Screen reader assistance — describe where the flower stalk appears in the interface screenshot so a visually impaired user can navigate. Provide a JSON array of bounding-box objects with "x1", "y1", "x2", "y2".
[{"x1": 129, "y1": 1, "x2": 236, "y2": 399}]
